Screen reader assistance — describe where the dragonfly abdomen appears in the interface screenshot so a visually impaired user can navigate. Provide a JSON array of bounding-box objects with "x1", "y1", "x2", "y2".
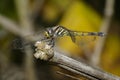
[
  {"x1": 88, "y1": 32, "x2": 105, "y2": 37},
  {"x1": 75, "y1": 32, "x2": 105, "y2": 37}
]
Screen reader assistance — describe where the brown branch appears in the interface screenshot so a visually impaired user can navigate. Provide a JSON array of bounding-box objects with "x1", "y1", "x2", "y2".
[
  {"x1": 14, "y1": 0, "x2": 33, "y2": 33},
  {"x1": 58, "y1": 64, "x2": 97, "y2": 80},
  {"x1": 90, "y1": 0, "x2": 115, "y2": 65},
  {"x1": 0, "y1": 14, "x2": 41, "y2": 43},
  {"x1": 56, "y1": 71, "x2": 80, "y2": 80},
  {"x1": 49, "y1": 51, "x2": 120, "y2": 80},
  {"x1": 0, "y1": 15, "x2": 25, "y2": 37},
  {"x1": 14, "y1": 0, "x2": 36, "y2": 80}
]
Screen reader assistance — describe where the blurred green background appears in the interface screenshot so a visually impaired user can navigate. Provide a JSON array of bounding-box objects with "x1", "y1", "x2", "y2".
[{"x1": 0, "y1": 0, "x2": 120, "y2": 80}]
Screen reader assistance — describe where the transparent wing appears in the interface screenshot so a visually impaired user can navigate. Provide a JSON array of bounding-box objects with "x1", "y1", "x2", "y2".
[
  {"x1": 74, "y1": 35, "x2": 98, "y2": 47},
  {"x1": 12, "y1": 29, "x2": 46, "y2": 49},
  {"x1": 68, "y1": 31, "x2": 105, "y2": 46},
  {"x1": 12, "y1": 38, "x2": 24, "y2": 49}
]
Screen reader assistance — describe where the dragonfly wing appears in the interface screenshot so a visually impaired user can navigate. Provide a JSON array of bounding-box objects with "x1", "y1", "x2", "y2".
[
  {"x1": 69, "y1": 31, "x2": 104, "y2": 47},
  {"x1": 12, "y1": 38, "x2": 26, "y2": 49},
  {"x1": 68, "y1": 31, "x2": 97, "y2": 44},
  {"x1": 12, "y1": 29, "x2": 46, "y2": 49},
  {"x1": 75, "y1": 36, "x2": 97, "y2": 45}
]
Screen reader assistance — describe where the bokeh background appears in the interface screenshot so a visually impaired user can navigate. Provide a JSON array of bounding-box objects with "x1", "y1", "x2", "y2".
[{"x1": 0, "y1": 0, "x2": 120, "y2": 80}]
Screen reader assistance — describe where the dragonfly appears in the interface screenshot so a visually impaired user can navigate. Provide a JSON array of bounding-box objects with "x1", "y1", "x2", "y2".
[{"x1": 13, "y1": 25, "x2": 105, "y2": 49}]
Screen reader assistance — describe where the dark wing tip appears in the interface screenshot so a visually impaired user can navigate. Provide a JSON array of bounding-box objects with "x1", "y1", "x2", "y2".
[{"x1": 12, "y1": 39, "x2": 24, "y2": 49}]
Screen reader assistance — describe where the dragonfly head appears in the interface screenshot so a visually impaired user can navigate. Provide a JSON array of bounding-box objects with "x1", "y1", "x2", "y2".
[
  {"x1": 44, "y1": 25, "x2": 61, "y2": 39},
  {"x1": 44, "y1": 28, "x2": 53, "y2": 39}
]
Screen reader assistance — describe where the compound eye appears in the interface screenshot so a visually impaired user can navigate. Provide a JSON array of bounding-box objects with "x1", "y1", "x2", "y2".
[{"x1": 45, "y1": 31, "x2": 50, "y2": 38}]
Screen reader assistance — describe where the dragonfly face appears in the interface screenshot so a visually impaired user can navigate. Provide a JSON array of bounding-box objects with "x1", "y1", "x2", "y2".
[{"x1": 44, "y1": 30, "x2": 53, "y2": 39}]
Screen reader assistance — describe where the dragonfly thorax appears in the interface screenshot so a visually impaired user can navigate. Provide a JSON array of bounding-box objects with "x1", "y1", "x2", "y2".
[
  {"x1": 51, "y1": 25, "x2": 68, "y2": 37},
  {"x1": 44, "y1": 31, "x2": 53, "y2": 39}
]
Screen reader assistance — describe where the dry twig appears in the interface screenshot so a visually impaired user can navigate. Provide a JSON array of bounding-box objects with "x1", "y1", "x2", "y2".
[
  {"x1": 90, "y1": 0, "x2": 115, "y2": 65},
  {"x1": 0, "y1": 15, "x2": 24, "y2": 37},
  {"x1": 50, "y1": 51, "x2": 120, "y2": 80},
  {"x1": 14, "y1": 0, "x2": 36, "y2": 80},
  {"x1": 33, "y1": 40, "x2": 120, "y2": 80},
  {"x1": 56, "y1": 71, "x2": 80, "y2": 80}
]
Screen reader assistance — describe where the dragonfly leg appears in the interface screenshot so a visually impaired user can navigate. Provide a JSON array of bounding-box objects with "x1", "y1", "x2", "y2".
[{"x1": 69, "y1": 31, "x2": 76, "y2": 43}]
